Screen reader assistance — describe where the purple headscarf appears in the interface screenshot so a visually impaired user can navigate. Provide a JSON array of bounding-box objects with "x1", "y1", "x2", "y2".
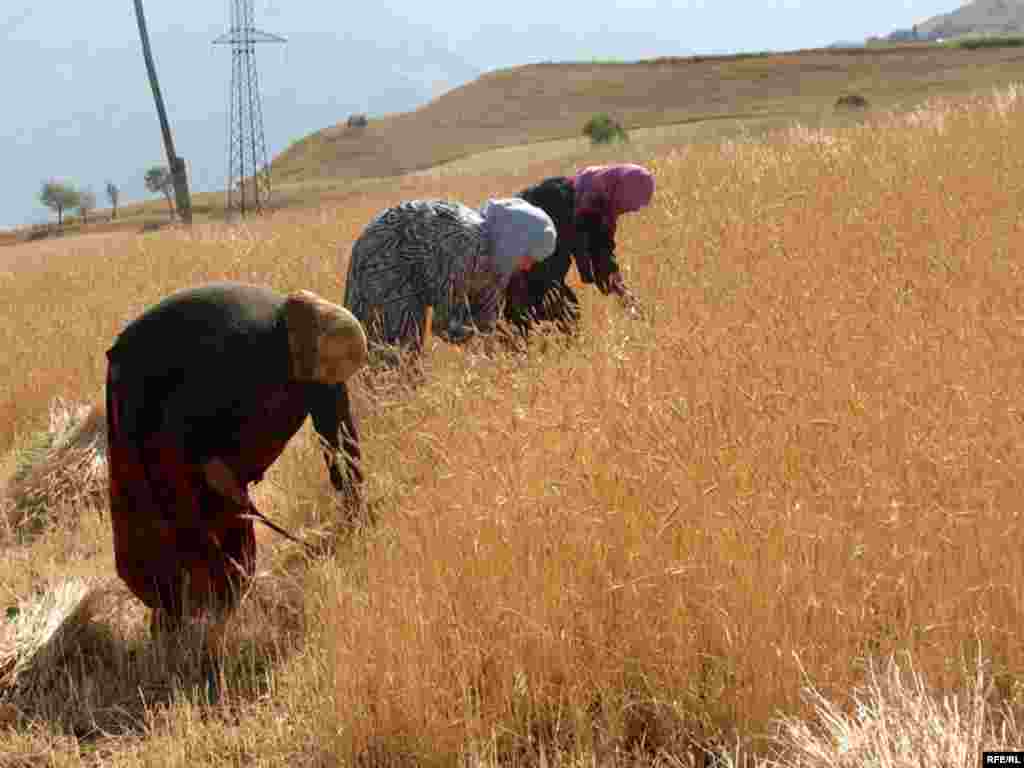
[{"x1": 571, "y1": 164, "x2": 655, "y2": 236}]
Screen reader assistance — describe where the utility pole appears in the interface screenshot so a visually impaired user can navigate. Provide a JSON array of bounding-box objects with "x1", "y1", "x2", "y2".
[{"x1": 132, "y1": 0, "x2": 193, "y2": 225}]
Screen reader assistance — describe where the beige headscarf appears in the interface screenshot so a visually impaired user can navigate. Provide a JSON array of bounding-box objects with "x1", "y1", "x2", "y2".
[{"x1": 284, "y1": 290, "x2": 368, "y2": 384}]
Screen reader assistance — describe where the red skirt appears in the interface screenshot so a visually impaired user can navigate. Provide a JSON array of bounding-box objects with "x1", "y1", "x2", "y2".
[{"x1": 106, "y1": 365, "x2": 310, "y2": 623}]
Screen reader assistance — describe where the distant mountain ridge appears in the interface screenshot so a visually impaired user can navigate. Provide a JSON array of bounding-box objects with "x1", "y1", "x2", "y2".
[
  {"x1": 919, "y1": 0, "x2": 1024, "y2": 38},
  {"x1": 882, "y1": 0, "x2": 1024, "y2": 41}
]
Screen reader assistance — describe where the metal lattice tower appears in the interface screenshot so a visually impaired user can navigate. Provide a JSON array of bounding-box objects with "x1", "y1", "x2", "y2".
[{"x1": 213, "y1": 0, "x2": 285, "y2": 217}]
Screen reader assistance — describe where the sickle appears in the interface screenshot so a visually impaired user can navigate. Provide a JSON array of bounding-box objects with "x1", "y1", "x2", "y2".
[{"x1": 240, "y1": 502, "x2": 320, "y2": 556}]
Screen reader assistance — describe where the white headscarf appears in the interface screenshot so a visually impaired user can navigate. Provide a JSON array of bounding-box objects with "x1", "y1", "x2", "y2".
[{"x1": 479, "y1": 198, "x2": 557, "y2": 276}]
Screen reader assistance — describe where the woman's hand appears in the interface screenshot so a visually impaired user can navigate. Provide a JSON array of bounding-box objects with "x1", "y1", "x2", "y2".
[
  {"x1": 607, "y1": 271, "x2": 626, "y2": 296},
  {"x1": 203, "y1": 457, "x2": 250, "y2": 507},
  {"x1": 609, "y1": 273, "x2": 645, "y2": 319},
  {"x1": 329, "y1": 460, "x2": 363, "y2": 508},
  {"x1": 445, "y1": 322, "x2": 477, "y2": 344}
]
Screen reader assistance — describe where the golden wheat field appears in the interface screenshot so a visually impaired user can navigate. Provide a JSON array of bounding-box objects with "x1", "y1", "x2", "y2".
[{"x1": 2, "y1": 86, "x2": 1024, "y2": 766}]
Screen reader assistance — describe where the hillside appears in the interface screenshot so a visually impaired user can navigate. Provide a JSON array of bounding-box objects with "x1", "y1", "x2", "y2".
[
  {"x1": 272, "y1": 43, "x2": 1024, "y2": 185},
  {"x1": 917, "y1": 0, "x2": 1024, "y2": 39}
]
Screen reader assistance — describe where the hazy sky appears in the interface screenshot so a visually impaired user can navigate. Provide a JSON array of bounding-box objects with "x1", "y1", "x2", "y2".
[{"x1": 1, "y1": 1, "x2": 960, "y2": 228}]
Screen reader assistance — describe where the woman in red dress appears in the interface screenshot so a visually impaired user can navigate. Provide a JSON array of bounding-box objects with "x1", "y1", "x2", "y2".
[{"x1": 105, "y1": 283, "x2": 367, "y2": 631}]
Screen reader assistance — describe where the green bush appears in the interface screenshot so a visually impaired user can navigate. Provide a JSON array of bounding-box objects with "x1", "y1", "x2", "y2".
[
  {"x1": 836, "y1": 92, "x2": 870, "y2": 110},
  {"x1": 583, "y1": 113, "x2": 629, "y2": 145}
]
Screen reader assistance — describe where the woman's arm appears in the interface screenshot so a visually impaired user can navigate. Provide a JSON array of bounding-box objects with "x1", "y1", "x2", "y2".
[
  {"x1": 574, "y1": 212, "x2": 618, "y2": 290},
  {"x1": 469, "y1": 273, "x2": 501, "y2": 333},
  {"x1": 436, "y1": 233, "x2": 501, "y2": 340},
  {"x1": 575, "y1": 213, "x2": 642, "y2": 314},
  {"x1": 308, "y1": 382, "x2": 363, "y2": 501}
]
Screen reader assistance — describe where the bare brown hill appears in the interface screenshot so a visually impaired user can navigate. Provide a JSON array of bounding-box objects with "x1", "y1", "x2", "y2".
[{"x1": 273, "y1": 44, "x2": 1024, "y2": 184}]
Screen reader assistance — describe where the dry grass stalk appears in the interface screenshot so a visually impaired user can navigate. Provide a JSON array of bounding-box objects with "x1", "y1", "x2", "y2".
[{"x1": 761, "y1": 653, "x2": 1023, "y2": 768}]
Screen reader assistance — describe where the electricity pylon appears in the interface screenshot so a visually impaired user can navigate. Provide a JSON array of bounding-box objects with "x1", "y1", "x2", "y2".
[{"x1": 213, "y1": 0, "x2": 286, "y2": 217}]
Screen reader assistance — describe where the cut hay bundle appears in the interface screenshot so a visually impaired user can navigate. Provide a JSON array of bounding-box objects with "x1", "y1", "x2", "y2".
[
  {"x1": 4, "y1": 397, "x2": 108, "y2": 533},
  {"x1": 0, "y1": 577, "x2": 134, "y2": 699}
]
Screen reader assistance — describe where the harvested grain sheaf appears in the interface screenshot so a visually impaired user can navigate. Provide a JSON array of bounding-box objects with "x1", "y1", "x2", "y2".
[
  {"x1": 3, "y1": 397, "x2": 107, "y2": 534},
  {"x1": 0, "y1": 577, "x2": 137, "y2": 699},
  {"x1": 0, "y1": 561, "x2": 311, "y2": 734}
]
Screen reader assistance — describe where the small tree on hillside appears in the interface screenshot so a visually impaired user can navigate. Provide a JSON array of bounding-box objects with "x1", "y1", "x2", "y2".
[
  {"x1": 583, "y1": 113, "x2": 629, "y2": 145},
  {"x1": 39, "y1": 181, "x2": 80, "y2": 227},
  {"x1": 144, "y1": 165, "x2": 175, "y2": 219},
  {"x1": 106, "y1": 181, "x2": 120, "y2": 219},
  {"x1": 78, "y1": 188, "x2": 97, "y2": 225}
]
